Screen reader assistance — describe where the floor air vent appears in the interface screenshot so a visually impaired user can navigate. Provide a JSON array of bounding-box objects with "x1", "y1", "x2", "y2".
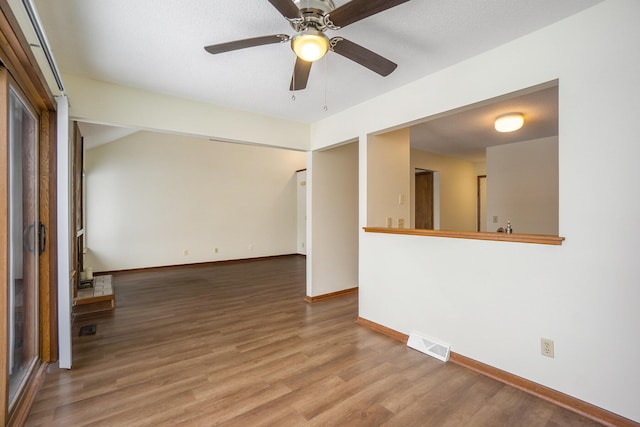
[
  {"x1": 407, "y1": 332, "x2": 450, "y2": 362},
  {"x1": 79, "y1": 324, "x2": 97, "y2": 336}
]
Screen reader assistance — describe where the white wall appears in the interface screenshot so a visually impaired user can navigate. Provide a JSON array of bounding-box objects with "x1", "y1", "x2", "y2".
[
  {"x1": 307, "y1": 141, "x2": 359, "y2": 297},
  {"x1": 85, "y1": 131, "x2": 306, "y2": 271},
  {"x1": 411, "y1": 149, "x2": 477, "y2": 231},
  {"x1": 311, "y1": 0, "x2": 640, "y2": 421},
  {"x1": 487, "y1": 137, "x2": 558, "y2": 234},
  {"x1": 367, "y1": 129, "x2": 411, "y2": 228}
]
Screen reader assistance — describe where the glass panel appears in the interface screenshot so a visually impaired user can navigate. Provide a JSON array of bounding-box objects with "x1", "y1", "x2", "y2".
[{"x1": 8, "y1": 86, "x2": 38, "y2": 406}]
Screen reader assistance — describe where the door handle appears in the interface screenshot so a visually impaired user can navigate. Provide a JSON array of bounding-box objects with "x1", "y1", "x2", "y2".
[
  {"x1": 39, "y1": 221, "x2": 47, "y2": 255},
  {"x1": 23, "y1": 223, "x2": 36, "y2": 253}
]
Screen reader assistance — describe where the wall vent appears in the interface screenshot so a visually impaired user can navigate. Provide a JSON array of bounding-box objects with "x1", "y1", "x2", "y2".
[{"x1": 407, "y1": 332, "x2": 450, "y2": 362}]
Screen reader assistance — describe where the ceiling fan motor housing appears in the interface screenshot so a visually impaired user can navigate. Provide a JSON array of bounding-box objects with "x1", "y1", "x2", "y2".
[
  {"x1": 290, "y1": 0, "x2": 336, "y2": 32},
  {"x1": 294, "y1": 0, "x2": 335, "y2": 13}
]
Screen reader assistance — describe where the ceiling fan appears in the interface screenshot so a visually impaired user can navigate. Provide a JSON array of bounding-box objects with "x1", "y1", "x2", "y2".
[{"x1": 204, "y1": 0, "x2": 410, "y2": 91}]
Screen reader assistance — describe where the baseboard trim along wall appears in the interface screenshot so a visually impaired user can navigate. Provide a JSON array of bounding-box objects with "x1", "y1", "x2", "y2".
[
  {"x1": 356, "y1": 317, "x2": 409, "y2": 342},
  {"x1": 356, "y1": 317, "x2": 639, "y2": 427},
  {"x1": 305, "y1": 287, "x2": 358, "y2": 303},
  {"x1": 95, "y1": 254, "x2": 300, "y2": 276}
]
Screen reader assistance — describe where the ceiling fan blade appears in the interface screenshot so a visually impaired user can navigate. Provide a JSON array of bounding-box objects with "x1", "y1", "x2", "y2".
[
  {"x1": 268, "y1": 0, "x2": 302, "y2": 20},
  {"x1": 290, "y1": 57, "x2": 312, "y2": 91},
  {"x1": 330, "y1": 38, "x2": 397, "y2": 76},
  {"x1": 205, "y1": 34, "x2": 289, "y2": 55},
  {"x1": 326, "y1": 0, "x2": 410, "y2": 28}
]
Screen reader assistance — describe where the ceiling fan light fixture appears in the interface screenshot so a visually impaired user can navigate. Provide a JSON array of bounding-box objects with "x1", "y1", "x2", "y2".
[
  {"x1": 291, "y1": 30, "x2": 329, "y2": 62},
  {"x1": 494, "y1": 113, "x2": 524, "y2": 132}
]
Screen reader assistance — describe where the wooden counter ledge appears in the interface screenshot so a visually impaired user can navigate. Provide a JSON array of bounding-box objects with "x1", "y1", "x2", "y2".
[{"x1": 363, "y1": 227, "x2": 564, "y2": 246}]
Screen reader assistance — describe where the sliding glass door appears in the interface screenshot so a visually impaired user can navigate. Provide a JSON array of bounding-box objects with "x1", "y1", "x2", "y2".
[
  {"x1": 2, "y1": 70, "x2": 39, "y2": 410},
  {"x1": 1, "y1": 5, "x2": 58, "y2": 422}
]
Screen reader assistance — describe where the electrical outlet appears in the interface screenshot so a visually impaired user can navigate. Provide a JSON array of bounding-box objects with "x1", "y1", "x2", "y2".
[
  {"x1": 493, "y1": 215, "x2": 498, "y2": 223},
  {"x1": 214, "y1": 248, "x2": 218, "y2": 254},
  {"x1": 183, "y1": 249, "x2": 189, "y2": 256},
  {"x1": 398, "y1": 218, "x2": 405, "y2": 228},
  {"x1": 386, "y1": 217, "x2": 393, "y2": 227},
  {"x1": 541, "y1": 338, "x2": 554, "y2": 358}
]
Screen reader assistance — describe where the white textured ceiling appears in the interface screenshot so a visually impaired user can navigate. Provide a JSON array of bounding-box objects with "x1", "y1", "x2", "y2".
[
  {"x1": 33, "y1": 0, "x2": 600, "y2": 125},
  {"x1": 411, "y1": 83, "x2": 559, "y2": 162}
]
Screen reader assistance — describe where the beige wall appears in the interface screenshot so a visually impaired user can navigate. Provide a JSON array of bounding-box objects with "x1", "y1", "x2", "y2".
[
  {"x1": 367, "y1": 129, "x2": 411, "y2": 228},
  {"x1": 64, "y1": 75, "x2": 310, "y2": 151},
  {"x1": 410, "y1": 149, "x2": 477, "y2": 231},
  {"x1": 487, "y1": 136, "x2": 558, "y2": 234},
  {"x1": 308, "y1": 141, "x2": 359, "y2": 297},
  {"x1": 85, "y1": 131, "x2": 306, "y2": 271}
]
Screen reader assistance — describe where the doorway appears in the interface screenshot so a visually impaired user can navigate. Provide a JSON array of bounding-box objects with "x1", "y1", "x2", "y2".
[
  {"x1": 415, "y1": 169, "x2": 434, "y2": 229},
  {"x1": 477, "y1": 175, "x2": 487, "y2": 232}
]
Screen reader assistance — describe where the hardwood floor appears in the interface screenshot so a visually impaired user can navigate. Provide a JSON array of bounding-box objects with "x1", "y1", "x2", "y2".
[{"x1": 26, "y1": 256, "x2": 602, "y2": 426}]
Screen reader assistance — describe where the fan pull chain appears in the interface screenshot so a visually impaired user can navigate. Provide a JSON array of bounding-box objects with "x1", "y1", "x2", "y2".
[
  {"x1": 291, "y1": 58, "x2": 296, "y2": 101},
  {"x1": 323, "y1": 55, "x2": 328, "y2": 111}
]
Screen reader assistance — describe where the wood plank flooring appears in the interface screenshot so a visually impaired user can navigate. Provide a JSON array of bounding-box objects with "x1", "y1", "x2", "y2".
[{"x1": 26, "y1": 256, "x2": 602, "y2": 426}]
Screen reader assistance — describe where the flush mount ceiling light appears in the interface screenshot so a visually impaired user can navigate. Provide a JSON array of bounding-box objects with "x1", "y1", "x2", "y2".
[
  {"x1": 291, "y1": 29, "x2": 329, "y2": 62},
  {"x1": 494, "y1": 113, "x2": 524, "y2": 132}
]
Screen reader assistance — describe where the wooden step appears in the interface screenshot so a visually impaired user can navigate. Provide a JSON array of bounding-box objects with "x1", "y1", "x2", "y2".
[{"x1": 73, "y1": 275, "x2": 115, "y2": 315}]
